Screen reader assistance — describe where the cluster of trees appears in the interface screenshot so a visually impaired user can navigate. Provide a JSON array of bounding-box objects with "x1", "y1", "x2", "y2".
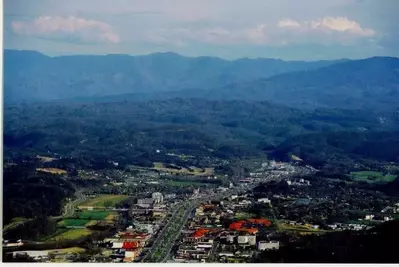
[
  {"x1": 252, "y1": 220, "x2": 399, "y2": 263},
  {"x1": 3, "y1": 163, "x2": 75, "y2": 225}
]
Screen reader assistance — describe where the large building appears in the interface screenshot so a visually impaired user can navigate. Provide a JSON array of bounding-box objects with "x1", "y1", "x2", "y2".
[
  {"x1": 258, "y1": 241, "x2": 279, "y2": 251},
  {"x1": 137, "y1": 198, "x2": 154, "y2": 205},
  {"x1": 152, "y1": 192, "x2": 163, "y2": 204}
]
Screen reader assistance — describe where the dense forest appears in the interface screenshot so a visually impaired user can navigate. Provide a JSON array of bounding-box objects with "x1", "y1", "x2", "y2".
[{"x1": 4, "y1": 99, "x2": 399, "y2": 170}]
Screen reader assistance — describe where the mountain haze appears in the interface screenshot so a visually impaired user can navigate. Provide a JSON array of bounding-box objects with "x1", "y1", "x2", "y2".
[{"x1": 4, "y1": 50, "x2": 341, "y2": 103}]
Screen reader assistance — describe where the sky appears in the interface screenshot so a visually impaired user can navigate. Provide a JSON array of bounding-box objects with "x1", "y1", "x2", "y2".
[{"x1": 4, "y1": 0, "x2": 399, "y2": 60}]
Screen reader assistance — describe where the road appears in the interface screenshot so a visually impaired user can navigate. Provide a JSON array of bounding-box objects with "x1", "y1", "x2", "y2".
[
  {"x1": 142, "y1": 183, "x2": 258, "y2": 263},
  {"x1": 51, "y1": 190, "x2": 86, "y2": 220}
]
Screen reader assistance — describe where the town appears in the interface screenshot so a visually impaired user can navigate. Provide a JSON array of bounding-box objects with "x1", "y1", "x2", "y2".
[{"x1": 3, "y1": 155, "x2": 399, "y2": 263}]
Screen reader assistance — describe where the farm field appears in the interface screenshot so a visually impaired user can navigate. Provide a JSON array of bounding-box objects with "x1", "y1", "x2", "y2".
[
  {"x1": 350, "y1": 171, "x2": 397, "y2": 183},
  {"x1": 58, "y1": 219, "x2": 90, "y2": 227},
  {"x1": 48, "y1": 229, "x2": 92, "y2": 241},
  {"x1": 76, "y1": 211, "x2": 110, "y2": 220},
  {"x1": 78, "y1": 195, "x2": 129, "y2": 208},
  {"x1": 36, "y1": 168, "x2": 67, "y2": 175}
]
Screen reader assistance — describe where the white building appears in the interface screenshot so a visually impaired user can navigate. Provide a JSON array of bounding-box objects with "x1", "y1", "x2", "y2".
[
  {"x1": 258, "y1": 241, "x2": 280, "y2": 251},
  {"x1": 237, "y1": 236, "x2": 248, "y2": 244},
  {"x1": 152, "y1": 192, "x2": 163, "y2": 204},
  {"x1": 247, "y1": 235, "x2": 257, "y2": 246},
  {"x1": 257, "y1": 198, "x2": 271, "y2": 204},
  {"x1": 365, "y1": 214, "x2": 375, "y2": 220}
]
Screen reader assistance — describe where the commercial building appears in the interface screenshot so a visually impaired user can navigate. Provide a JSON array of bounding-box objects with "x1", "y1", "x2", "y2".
[
  {"x1": 257, "y1": 241, "x2": 280, "y2": 251},
  {"x1": 152, "y1": 192, "x2": 163, "y2": 204}
]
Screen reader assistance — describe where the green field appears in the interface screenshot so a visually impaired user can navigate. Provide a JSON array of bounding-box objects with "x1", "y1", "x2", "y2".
[
  {"x1": 76, "y1": 211, "x2": 110, "y2": 220},
  {"x1": 58, "y1": 219, "x2": 90, "y2": 227},
  {"x1": 48, "y1": 229, "x2": 92, "y2": 241},
  {"x1": 78, "y1": 194, "x2": 129, "y2": 208},
  {"x1": 350, "y1": 171, "x2": 397, "y2": 183}
]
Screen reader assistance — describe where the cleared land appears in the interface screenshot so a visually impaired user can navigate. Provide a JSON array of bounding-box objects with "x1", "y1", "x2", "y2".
[
  {"x1": 350, "y1": 171, "x2": 397, "y2": 183},
  {"x1": 279, "y1": 223, "x2": 321, "y2": 233},
  {"x1": 36, "y1": 155, "x2": 57, "y2": 163},
  {"x1": 153, "y1": 162, "x2": 214, "y2": 176},
  {"x1": 36, "y1": 168, "x2": 67, "y2": 175},
  {"x1": 78, "y1": 194, "x2": 129, "y2": 208},
  {"x1": 48, "y1": 229, "x2": 92, "y2": 241}
]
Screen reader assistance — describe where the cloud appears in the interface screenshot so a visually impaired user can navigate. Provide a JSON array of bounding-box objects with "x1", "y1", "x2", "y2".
[
  {"x1": 278, "y1": 16, "x2": 375, "y2": 37},
  {"x1": 146, "y1": 25, "x2": 269, "y2": 46},
  {"x1": 278, "y1": 19, "x2": 301, "y2": 28},
  {"x1": 11, "y1": 16, "x2": 120, "y2": 44},
  {"x1": 145, "y1": 17, "x2": 375, "y2": 47}
]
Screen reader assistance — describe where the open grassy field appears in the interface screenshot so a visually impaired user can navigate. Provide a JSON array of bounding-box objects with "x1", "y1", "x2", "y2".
[
  {"x1": 234, "y1": 212, "x2": 256, "y2": 220},
  {"x1": 153, "y1": 162, "x2": 214, "y2": 176},
  {"x1": 48, "y1": 229, "x2": 92, "y2": 241},
  {"x1": 85, "y1": 220, "x2": 99, "y2": 226},
  {"x1": 76, "y1": 210, "x2": 110, "y2": 220},
  {"x1": 36, "y1": 155, "x2": 57, "y2": 163},
  {"x1": 58, "y1": 219, "x2": 90, "y2": 227},
  {"x1": 105, "y1": 213, "x2": 117, "y2": 221},
  {"x1": 350, "y1": 171, "x2": 397, "y2": 183},
  {"x1": 36, "y1": 168, "x2": 67, "y2": 175},
  {"x1": 78, "y1": 194, "x2": 129, "y2": 208},
  {"x1": 45, "y1": 247, "x2": 86, "y2": 254},
  {"x1": 279, "y1": 223, "x2": 321, "y2": 233}
]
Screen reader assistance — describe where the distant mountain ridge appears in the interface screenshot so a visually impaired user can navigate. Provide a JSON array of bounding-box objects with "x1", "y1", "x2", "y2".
[
  {"x1": 175, "y1": 56, "x2": 399, "y2": 111},
  {"x1": 4, "y1": 49, "x2": 344, "y2": 103}
]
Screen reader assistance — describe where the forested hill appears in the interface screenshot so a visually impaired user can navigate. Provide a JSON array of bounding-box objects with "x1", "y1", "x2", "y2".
[
  {"x1": 4, "y1": 99, "x2": 399, "y2": 169},
  {"x1": 4, "y1": 49, "x2": 339, "y2": 103}
]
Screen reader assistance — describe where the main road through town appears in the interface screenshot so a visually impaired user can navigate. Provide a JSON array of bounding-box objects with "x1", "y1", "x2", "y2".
[{"x1": 141, "y1": 182, "x2": 259, "y2": 263}]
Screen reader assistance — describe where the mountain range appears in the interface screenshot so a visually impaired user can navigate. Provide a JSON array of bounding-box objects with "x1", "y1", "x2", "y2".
[
  {"x1": 5, "y1": 50, "x2": 399, "y2": 113},
  {"x1": 4, "y1": 49, "x2": 341, "y2": 102}
]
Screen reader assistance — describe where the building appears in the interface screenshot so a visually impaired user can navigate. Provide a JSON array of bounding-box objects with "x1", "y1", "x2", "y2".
[
  {"x1": 152, "y1": 192, "x2": 163, "y2": 204},
  {"x1": 137, "y1": 198, "x2": 154, "y2": 205},
  {"x1": 365, "y1": 214, "x2": 375, "y2": 220},
  {"x1": 258, "y1": 241, "x2": 280, "y2": 251},
  {"x1": 164, "y1": 193, "x2": 177, "y2": 200},
  {"x1": 257, "y1": 198, "x2": 271, "y2": 204}
]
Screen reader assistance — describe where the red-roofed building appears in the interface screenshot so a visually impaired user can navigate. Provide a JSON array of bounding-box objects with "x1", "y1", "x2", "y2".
[
  {"x1": 229, "y1": 221, "x2": 246, "y2": 230},
  {"x1": 122, "y1": 242, "x2": 138, "y2": 250},
  {"x1": 247, "y1": 218, "x2": 272, "y2": 226}
]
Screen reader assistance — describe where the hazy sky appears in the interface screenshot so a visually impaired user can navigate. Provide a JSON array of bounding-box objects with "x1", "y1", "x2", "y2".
[{"x1": 4, "y1": 0, "x2": 399, "y2": 60}]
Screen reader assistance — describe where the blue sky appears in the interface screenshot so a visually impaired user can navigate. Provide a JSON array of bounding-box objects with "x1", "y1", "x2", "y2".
[{"x1": 4, "y1": 0, "x2": 399, "y2": 60}]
